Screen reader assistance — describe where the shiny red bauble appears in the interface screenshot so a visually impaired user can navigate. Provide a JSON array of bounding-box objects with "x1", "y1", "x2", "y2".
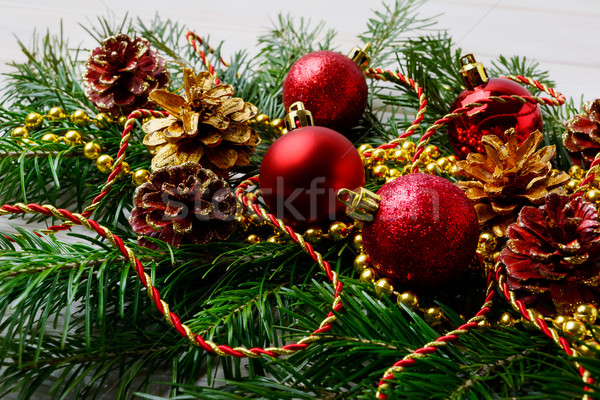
[
  {"x1": 282, "y1": 50, "x2": 368, "y2": 132},
  {"x1": 446, "y1": 77, "x2": 543, "y2": 159},
  {"x1": 259, "y1": 126, "x2": 365, "y2": 226},
  {"x1": 362, "y1": 173, "x2": 479, "y2": 290}
]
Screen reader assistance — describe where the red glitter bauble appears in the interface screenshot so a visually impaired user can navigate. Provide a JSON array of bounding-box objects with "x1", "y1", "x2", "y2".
[
  {"x1": 362, "y1": 173, "x2": 479, "y2": 289},
  {"x1": 259, "y1": 126, "x2": 365, "y2": 226},
  {"x1": 447, "y1": 77, "x2": 543, "y2": 159},
  {"x1": 282, "y1": 50, "x2": 368, "y2": 132}
]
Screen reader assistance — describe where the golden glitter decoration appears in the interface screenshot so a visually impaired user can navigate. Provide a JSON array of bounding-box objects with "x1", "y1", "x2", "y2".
[{"x1": 142, "y1": 68, "x2": 260, "y2": 177}]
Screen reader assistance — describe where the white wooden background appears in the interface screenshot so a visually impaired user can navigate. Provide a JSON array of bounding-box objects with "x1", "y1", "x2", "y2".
[
  {"x1": 0, "y1": 0, "x2": 599, "y2": 398},
  {"x1": 1, "y1": 0, "x2": 599, "y2": 101}
]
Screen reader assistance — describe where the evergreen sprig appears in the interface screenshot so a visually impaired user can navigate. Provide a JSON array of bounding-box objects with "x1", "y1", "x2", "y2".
[{"x1": 0, "y1": 0, "x2": 592, "y2": 399}]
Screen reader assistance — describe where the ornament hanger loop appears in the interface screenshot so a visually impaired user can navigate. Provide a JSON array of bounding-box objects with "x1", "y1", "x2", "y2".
[
  {"x1": 284, "y1": 101, "x2": 314, "y2": 131},
  {"x1": 337, "y1": 187, "x2": 381, "y2": 222},
  {"x1": 348, "y1": 42, "x2": 372, "y2": 69}
]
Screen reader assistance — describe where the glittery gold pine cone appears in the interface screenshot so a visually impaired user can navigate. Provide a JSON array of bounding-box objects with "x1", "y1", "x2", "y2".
[
  {"x1": 142, "y1": 68, "x2": 260, "y2": 178},
  {"x1": 455, "y1": 129, "x2": 570, "y2": 236}
]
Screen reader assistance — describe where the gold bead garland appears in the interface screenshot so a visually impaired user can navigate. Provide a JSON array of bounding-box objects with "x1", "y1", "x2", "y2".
[{"x1": 8, "y1": 107, "x2": 151, "y2": 186}]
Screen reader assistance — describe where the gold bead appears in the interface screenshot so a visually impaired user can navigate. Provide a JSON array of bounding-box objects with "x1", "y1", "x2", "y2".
[
  {"x1": 566, "y1": 179, "x2": 581, "y2": 192},
  {"x1": 281, "y1": 128, "x2": 289, "y2": 135},
  {"x1": 585, "y1": 189, "x2": 600, "y2": 203},
  {"x1": 304, "y1": 227, "x2": 323, "y2": 243},
  {"x1": 64, "y1": 130, "x2": 82, "y2": 145},
  {"x1": 96, "y1": 154, "x2": 114, "y2": 174},
  {"x1": 95, "y1": 113, "x2": 112, "y2": 129},
  {"x1": 41, "y1": 133, "x2": 59, "y2": 143},
  {"x1": 553, "y1": 314, "x2": 569, "y2": 329},
  {"x1": 389, "y1": 168, "x2": 402, "y2": 178},
  {"x1": 424, "y1": 306, "x2": 444, "y2": 325},
  {"x1": 11, "y1": 126, "x2": 29, "y2": 138},
  {"x1": 371, "y1": 148, "x2": 388, "y2": 164},
  {"x1": 478, "y1": 231, "x2": 497, "y2": 253},
  {"x1": 426, "y1": 162, "x2": 441, "y2": 175},
  {"x1": 498, "y1": 312, "x2": 516, "y2": 327},
  {"x1": 266, "y1": 235, "x2": 281, "y2": 244},
  {"x1": 372, "y1": 165, "x2": 389, "y2": 181},
  {"x1": 329, "y1": 222, "x2": 349, "y2": 241},
  {"x1": 83, "y1": 142, "x2": 102, "y2": 159},
  {"x1": 374, "y1": 277, "x2": 394, "y2": 298},
  {"x1": 256, "y1": 113, "x2": 269, "y2": 123},
  {"x1": 397, "y1": 291, "x2": 419, "y2": 310},
  {"x1": 436, "y1": 157, "x2": 450, "y2": 171},
  {"x1": 448, "y1": 165, "x2": 460, "y2": 176},
  {"x1": 132, "y1": 169, "x2": 151, "y2": 186},
  {"x1": 352, "y1": 233, "x2": 363, "y2": 252},
  {"x1": 117, "y1": 116, "x2": 127, "y2": 126},
  {"x1": 562, "y1": 318, "x2": 588, "y2": 340},
  {"x1": 271, "y1": 118, "x2": 284, "y2": 129},
  {"x1": 418, "y1": 152, "x2": 432, "y2": 165},
  {"x1": 569, "y1": 165, "x2": 585, "y2": 179},
  {"x1": 447, "y1": 155, "x2": 458, "y2": 164},
  {"x1": 391, "y1": 149, "x2": 410, "y2": 165},
  {"x1": 70, "y1": 110, "x2": 90, "y2": 126},
  {"x1": 357, "y1": 143, "x2": 373, "y2": 154},
  {"x1": 401, "y1": 141, "x2": 416, "y2": 153},
  {"x1": 402, "y1": 164, "x2": 412, "y2": 174},
  {"x1": 25, "y1": 112, "x2": 44, "y2": 129},
  {"x1": 360, "y1": 268, "x2": 376, "y2": 283},
  {"x1": 578, "y1": 341, "x2": 600, "y2": 357},
  {"x1": 117, "y1": 161, "x2": 130, "y2": 178},
  {"x1": 353, "y1": 254, "x2": 370, "y2": 273},
  {"x1": 245, "y1": 234, "x2": 261, "y2": 244},
  {"x1": 48, "y1": 107, "x2": 66, "y2": 120},
  {"x1": 574, "y1": 303, "x2": 598, "y2": 324},
  {"x1": 424, "y1": 145, "x2": 440, "y2": 159}
]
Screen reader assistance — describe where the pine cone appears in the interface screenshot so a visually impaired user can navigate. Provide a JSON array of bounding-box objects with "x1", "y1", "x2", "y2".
[
  {"x1": 84, "y1": 34, "x2": 170, "y2": 117},
  {"x1": 456, "y1": 129, "x2": 570, "y2": 236},
  {"x1": 142, "y1": 68, "x2": 260, "y2": 178},
  {"x1": 563, "y1": 99, "x2": 600, "y2": 167},
  {"x1": 129, "y1": 162, "x2": 237, "y2": 249},
  {"x1": 500, "y1": 193, "x2": 600, "y2": 314}
]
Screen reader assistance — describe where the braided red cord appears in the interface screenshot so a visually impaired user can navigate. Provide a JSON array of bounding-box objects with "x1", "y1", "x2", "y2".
[
  {"x1": 185, "y1": 30, "x2": 230, "y2": 85},
  {"x1": 0, "y1": 202, "x2": 339, "y2": 358},
  {"x1": 362, "y1": 68, "x2": 428, "y2": 157}
]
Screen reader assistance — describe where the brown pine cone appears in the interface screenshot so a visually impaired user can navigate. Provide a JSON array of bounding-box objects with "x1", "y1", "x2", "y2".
[
  {"x1": 128, "y1": 162, "x2": 237, "y2": 249},
  {"x1": 563, "y1": 99, "x2": 600, "y2": 167},
  {"x1": 500, "y1": 193, "x2": 600, "y2": 314},
  {"x1": 84, "y1": 34, "x2": 170, "y2": 116},
  {"x1": 142, "y1": 68, "x2": 260, "y2": 178},
  {"x1": 455, "y1": 129, "x2": 570, "y2": 236}
]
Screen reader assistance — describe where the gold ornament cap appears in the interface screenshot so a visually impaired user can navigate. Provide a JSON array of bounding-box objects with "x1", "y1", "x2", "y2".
[
  {"x1": 459, "y1": 53, "x2": 489, "y2": 90},
  {"x1": 284, "y1": 102, "x2": 314, "y2": 131},
  {"x1": 348, "y1": 43, "x2": 371, "y2": 69},
  {"x1": 337, "y1": 187, "x2": 381, "y2": 222}
]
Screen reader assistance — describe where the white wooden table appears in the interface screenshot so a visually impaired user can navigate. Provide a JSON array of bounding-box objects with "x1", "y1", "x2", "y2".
[{"x1": 0, "y1": 0, "x2": 599, "y2": 397}]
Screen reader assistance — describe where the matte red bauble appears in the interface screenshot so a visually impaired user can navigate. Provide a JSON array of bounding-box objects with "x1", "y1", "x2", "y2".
[
  {"x1": 282, "y1": 50, "x2": 368, "y2": 132},
  {"x1": 362, "y1": 173, "x2": 479, "y2": 289},
  {"x1": 447, "y1": 55, "x2": 542, "y2": 159},
  {"x1": 259, "y1": 126, "x2": 365, "y2": 226}
]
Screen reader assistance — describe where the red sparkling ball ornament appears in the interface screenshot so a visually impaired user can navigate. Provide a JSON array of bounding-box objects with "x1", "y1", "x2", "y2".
[
  {"x1": 282, "y1": 50, "x2": 368, "y2": 132},
  {"x1": 362, "y1": 173, "x2": 479, "y2": 289},
  {"x1": 259, "y1": 126, "x2": 365, "y2": 226},
  {"x1": 447, "y1": 56, "x2": 542, "y2": 159}
]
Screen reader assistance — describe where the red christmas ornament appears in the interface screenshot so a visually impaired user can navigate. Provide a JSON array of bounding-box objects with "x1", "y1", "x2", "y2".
[
  {"x1": 282, "y1": 50, "x2": 368, "y2": 132},
  {"x1": 259, "y1": 126, "x2": 365, "y2": 226},
  {"x1": 447, "y1": 54, "x2": 542, "y2": 159},
  {"x1": 362, "y1": 173, "x2": 479, "y2": 289}
]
